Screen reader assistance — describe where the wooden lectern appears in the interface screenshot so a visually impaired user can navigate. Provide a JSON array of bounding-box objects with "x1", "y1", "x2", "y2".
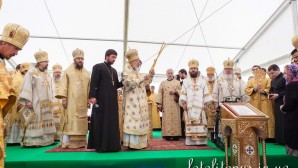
[{"x1": 220, "y1": 103, "x2": 269, "y2": 168}]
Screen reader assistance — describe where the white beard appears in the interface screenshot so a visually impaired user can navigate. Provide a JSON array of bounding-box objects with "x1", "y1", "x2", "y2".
[
  {"x1": 207, "y1": 76, "x2": 215, "y2": 82},
  {"x1": 135, "y1": 67, "x2": 140, "y2": 72},
  {"x1": 223, "y1": 73, "x2": 234, "y2": 80},
  {"x1": 54, "y1": 78, "x2": 60, "y2": 83}
]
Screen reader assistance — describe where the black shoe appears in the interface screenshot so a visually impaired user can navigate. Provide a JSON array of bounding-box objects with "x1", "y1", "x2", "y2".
[
  {"x1": 172, "y1": 137, "x2": 179, "y2": 141},
  {"x1": 7, "y1": 143, "x2": 20, "y2": 146},
  {"x1": 265, "y1": 138, "x2": 275, "y2": 143},
  {"x1": 164, "y1": 137, "x2": 171, "y2": 140}
]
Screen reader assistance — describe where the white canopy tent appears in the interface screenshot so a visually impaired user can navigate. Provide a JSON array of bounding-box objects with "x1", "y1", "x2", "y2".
[
  {"x1": 234, "y1": 0, "x2": 298, "y2": 79},
  {"x1": 0, "y1": 0, "x2": 295, "y2": 85}
]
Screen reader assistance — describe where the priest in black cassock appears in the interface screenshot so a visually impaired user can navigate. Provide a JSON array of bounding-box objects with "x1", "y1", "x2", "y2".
[
  {"x1": 87, "y1": 49, "x2": 123, "y2": 152},
  {"x1": 268, "y1": 64, "x2": 286, "y2": 145}
]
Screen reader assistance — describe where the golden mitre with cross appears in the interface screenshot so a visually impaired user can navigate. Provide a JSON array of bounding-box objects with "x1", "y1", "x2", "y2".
[
  {"x1": 52, "y1": 64, "x2": 62, "y2": 72},
  {"x1": 206, "y1": 67, "x2": 215, "y2": 75},
  {"x1": 188, "y1": 59, "x2": 199, "y2": 68},
  {"x1": 125, "y1": 49, "x2": 139, "y2": 63},
  {"x1": 72, "y1": 48, "x2": 84, "y2": 59},
  {"x1": 223, "y1": 58, "x2": 234, "y2": 68},
  {"x1": 1, "y1": 23, "x2": 30, "y2": 50},
  {"x1": 34, "y1": 50, "x2": 49, "y2": 63}
]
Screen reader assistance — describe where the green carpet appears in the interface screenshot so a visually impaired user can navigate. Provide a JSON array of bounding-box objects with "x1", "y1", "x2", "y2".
[
  {"x1": 152, "y1": 130, "x2": 162, "y2": 139},
  {"x1": 5, "y1": 131, "x2": 298, "y2": 168}
]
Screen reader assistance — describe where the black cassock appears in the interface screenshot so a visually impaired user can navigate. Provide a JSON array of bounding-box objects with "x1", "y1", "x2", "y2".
[
  {"x1": 270, "y1": 72, "x2": 286, "y2": 145},
  {"x1": 281, "y1": 81, "x2": 298, "y2": 150},
  {"x1": 87, "y1": 62, "x2": 122, "y2": 152}
]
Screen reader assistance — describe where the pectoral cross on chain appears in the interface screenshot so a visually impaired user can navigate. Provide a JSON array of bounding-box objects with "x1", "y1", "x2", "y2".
[
  {"x1": 228, "y1": 85, "x2": 234, "y2": 93},
  {"x1": 227, "y1": 79, "x2": 234, "y2": 94}
]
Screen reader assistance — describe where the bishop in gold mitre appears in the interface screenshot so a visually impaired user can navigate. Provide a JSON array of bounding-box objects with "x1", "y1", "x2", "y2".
[
  {"x1": 212, "y1": 58, "x2": 250, "y2": 104},
  {"x1": 52, "y1": 63, "x2": 63, "y2": 141},
  {"x1": 179, "y1": 58, "x2": 213, "y2": 145},
  {"x1": 18, "y1": 50, "x2": 56, "y2": 147},
  {"x1": 122, "y1": 49, "x2": 154, "y2": 149},
  {"x1": 205, "y1": 66, "x2": 217, "y2": 134},
  {"x1": 0, "y1": 23, "x2": 29, "y2": 166},
  {"x1": 55, "y1": 48, "x2": 90, "y2": 148}
]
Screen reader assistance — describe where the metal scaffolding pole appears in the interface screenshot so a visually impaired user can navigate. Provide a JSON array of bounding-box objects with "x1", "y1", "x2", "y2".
[
  {"x1": 291, "y1": 0, "x2": 298, "y2": 34},
  {"x1": 3, "y1": 35, "x2": 244, "y2": 50},
  {"x1": 123, "y1": 0, "x2": 130, "y2": 71}
]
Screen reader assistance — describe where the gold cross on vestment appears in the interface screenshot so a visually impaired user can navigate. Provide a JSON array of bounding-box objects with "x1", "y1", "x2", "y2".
[
  {"x1": 77, "y1": 70, "x2": 84, "y2": 87},
  {"x1": 42, "y1": 74, "x2": 51, "y2": 91},
  {"x1": 226, "y1": 79, "x2": 234, "y2": 95},
  {"x1": 227, "y1": 85, "x2": 234, "y2": 92}
]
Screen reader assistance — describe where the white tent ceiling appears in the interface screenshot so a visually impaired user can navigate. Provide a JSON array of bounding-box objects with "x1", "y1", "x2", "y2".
[
  {"x1": 235, "y1": 0, "x2": 296, "y2": 78},
  {"x1": 0, "y1": 0, "x2": 292, "y2": 83}
]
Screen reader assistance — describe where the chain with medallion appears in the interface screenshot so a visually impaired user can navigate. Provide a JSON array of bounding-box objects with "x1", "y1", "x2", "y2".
[{"x1": 104, "y1": 63, "x2": 114, "y2": 86}]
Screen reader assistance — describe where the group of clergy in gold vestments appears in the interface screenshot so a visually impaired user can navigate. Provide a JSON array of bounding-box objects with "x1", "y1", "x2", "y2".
[
  {"x1": 0, "y1": 22, "x2": 292, "y2": 168},
  {"x1": 0, "y1": 22, "x2": 91, "y2": 152},
  {"x1": 149, "y1": 57, "x2": 280, "y2": 147},
  {"x1": 0, "y1": 9, "x2": 278, "y2": 160},
  {"x1": 0, "y1": 23, "x2": 30, "y2": 167}
]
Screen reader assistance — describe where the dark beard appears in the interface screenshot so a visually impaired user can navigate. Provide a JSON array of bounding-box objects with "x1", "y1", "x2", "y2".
[
  {"x1": 190, "y1": 71, "x2": 198, "y2": 78},
  {"x1": 105, "y1": 60, "x2": 114, "y2": 65},
  {"x1": 38, "y1": 67, "x2": 47, "y2": 72},
  {"x1": 75, "y1": 64, "x2": 83, "y2": 69}
]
